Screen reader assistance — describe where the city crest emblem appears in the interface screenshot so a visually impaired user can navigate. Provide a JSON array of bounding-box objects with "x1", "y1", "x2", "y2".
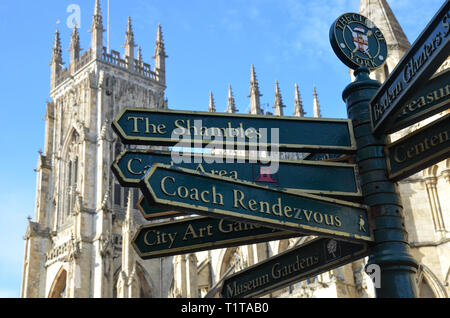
[{"x1": 329, "y1": 13, "x2": 388, "y2": 70}]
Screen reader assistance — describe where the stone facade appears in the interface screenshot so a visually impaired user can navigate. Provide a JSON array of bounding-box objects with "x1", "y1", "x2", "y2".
[{"x1": 21, "y1": 0, "x2": 449, "y2": 298}]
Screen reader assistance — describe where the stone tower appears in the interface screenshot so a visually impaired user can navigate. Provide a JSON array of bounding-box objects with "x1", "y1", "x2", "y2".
[{"x1": 21, "y1": 0, "x2": 172, "y2": 298}]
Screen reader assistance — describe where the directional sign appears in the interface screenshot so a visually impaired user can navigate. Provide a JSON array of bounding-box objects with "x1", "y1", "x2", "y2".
[
  {"x1": 112, "y1": 149, "x2": 362, "y2": 199},
  {"x1": 387, "y1": 69, "x2": 450, "y2": 134},
  {"x1": 133, "y1": 216, "x2": 302, "y2": 259},
  {"x1": 140, "y1": 164, "x2": 373, "y2": 243},
  {"x1": 370, "y1": 0, "x2": 450, "y2": 135},
  {"x1": 137, "y1": 195, "x2": 183, "y2": 220},
  {"x1": 386, "y1": 113, "x2": 450, "y2": 181},
  {"x1": 112, "y1": 108, "x2": 356, "y2": 153},
  {"x1": 220, "y1": 238, "x2": 368, "y2": 298}
]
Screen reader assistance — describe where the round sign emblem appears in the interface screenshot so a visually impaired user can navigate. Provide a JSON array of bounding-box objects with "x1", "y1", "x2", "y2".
[{"x1": 329, "y1": 13, "x2": 388, "y2": 70}]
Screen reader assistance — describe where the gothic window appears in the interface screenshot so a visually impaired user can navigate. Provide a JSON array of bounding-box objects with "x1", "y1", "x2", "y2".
[{"x1": 59, "y1": 131, "x2": 79, "y2": 226}]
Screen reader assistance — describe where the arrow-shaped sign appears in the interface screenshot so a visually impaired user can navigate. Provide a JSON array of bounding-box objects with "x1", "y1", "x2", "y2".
[
  {"x1": 220, "y1": 237, "x2": 368, "y2": 298},
  {"x1": 132, "y1": 216, "x2": 302, "y2": 259},
  {"x1": 386, "y1": 113, "x2": 450, "y2": 181},
  {"x1": 387, "y1": 68, "x2": 450, "y2": 134},
  {"x1": 370, "y1": 0, "x2": 450, "y2": 135},
  {"x1": 139, "y1": 164, "x2": 373, "y2": 243},
  {"x1": 112, "y1": 149, "x2": 362, "y2": 199},
  {"x1": 112, "y1": 108, "x2": 356, "y2": 153},
  {"x1": 136, "y1": 195, "x2": 183, "y2": 220}
]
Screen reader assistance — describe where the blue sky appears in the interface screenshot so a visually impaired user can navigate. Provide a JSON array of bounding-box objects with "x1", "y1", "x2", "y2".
[{"x1": 0, "y1": 0, "x2": 445, "y2": 297}]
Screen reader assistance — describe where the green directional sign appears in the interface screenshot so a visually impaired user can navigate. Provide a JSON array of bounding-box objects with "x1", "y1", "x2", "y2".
[
  {"x1": 220, "y1": 237, "x2": 368, "y2": 298},
  {"x1": 112, "y1": 108, "x2": 356, "y2": 153},
  {"x1": 388, "y1": 69, "x2": 450, "y2": 134},
  {"x1": 140, "y1": 164, "x2": 373, "y2": 243},
  {"x1": 112, "y1": 149, "x2": 362, "y2": 198},
  {"x1": 133, "y1": 216, "x2": 302, "y2": 259},
  {"x1": 370, "y1": 0, "x2": 450, "y2": 135},
  {"x1": 386, "y1": 113, "x2": 450, "y2": 181},
  {"x1": 137, "y1": 195, "x2": 183, "y2": 220}
]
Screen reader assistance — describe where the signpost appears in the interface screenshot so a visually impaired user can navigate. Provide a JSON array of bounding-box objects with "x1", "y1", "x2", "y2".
[
  {"x1": 369, "y1": 0, "x2": 450, "y2": 135},
  {"x1": 220, "y1": 238, "x2": 368, "y2": 298},
  {"x1": 386, "y1": 69, "x2": 450, "y2": 134},
  {"x1": 385, "y1": 113, "x2": 450, "y2": 181},
  {"x1": 140, "y1": 163, "x2": 373, "y2": 243},
  {"x1": 112, "y1": 149, "x2": 362, "y2": 199},
  {"x1": 133, "y1": 216, "x2": 302, "y2": 259},
  {"x1": 330, "y1": 10, "x2": 421, "y2": 297},
  {"x1": 112, "y1": 108, "x2": 356, "y2": 153}
]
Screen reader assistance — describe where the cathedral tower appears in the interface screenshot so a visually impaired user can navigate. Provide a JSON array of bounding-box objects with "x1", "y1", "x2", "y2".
[{"x1": 22, "y1": 1, "x2": 170, "y2": 298}]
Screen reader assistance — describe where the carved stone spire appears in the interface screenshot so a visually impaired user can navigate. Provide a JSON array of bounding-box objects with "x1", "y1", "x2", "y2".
[
  {"x1": 359, "y1": 0, "x2": 411, "y2": 81},
  {"x1": 50, "y1": 29, "x2": 63, "y2": 90},
  {"x1": 293, "y1": 83, "x2": 305, "y2": 117},
  {"x1": 137, "y1": 46, "x2": 143, "y2": 62},
  {"x1": 90, "y1": 0, "x2": 104, "y2": 58},
  {"x1": 248, "y1": 65, "x2": 263, "y2": 115},
  {"x1": 123, "y1": 17, "x2": 136, "y2": 69},
  {"x1": 208, "y1": 91, "x2": 216, "y2": 112},
  {"x1": 313, "y1": 87, "x2": 322, "y2": 118},
  {"x1": 272, "y1": 80, "x2": 285, "y2": 116},
  {"x1": 69, "y1": 23, "x2": 81, "y2": 73},
  {"x1": 153, "y1": 24, "x2": 168, "y2": 85},
  {"x1": 226, "y1": 85, "x2": 238, "y2": 113}
]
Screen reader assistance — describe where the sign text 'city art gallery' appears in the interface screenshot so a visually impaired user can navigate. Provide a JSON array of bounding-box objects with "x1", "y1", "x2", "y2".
[
  {"x1": 139, "y1": 164, "x2": 373, "y2": 243},
  {"x1": 133, "y1": 216, "x2": 301, "y2": 259}
]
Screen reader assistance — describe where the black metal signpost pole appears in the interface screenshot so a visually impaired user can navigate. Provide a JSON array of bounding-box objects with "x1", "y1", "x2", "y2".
[{"x1": 343, "y1": 67, "x2": 418, "y2": 297}]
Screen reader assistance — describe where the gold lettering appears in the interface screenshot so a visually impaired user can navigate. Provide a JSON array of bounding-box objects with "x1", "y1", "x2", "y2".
[
  {"x1": 127, "y1": 116, "x2": 143, "y2": 133},
  {"x1": 233, "y1": 189, "x2": 248, "y2": 210},
  {"x1": 283, "y1": 206, "x2": 293, "y2": 218},
  {"x1": 200, "y1": 190, "x2": 210, "y2": 203},
  {"x1": 160, "y1": 176, "x2": 176, "y2": 196},
  {"x1": 218, "y1": 219, "x2": 232, "y2": 233},
  {"x1": 248, "y1": 199, "x2": 258, "y2": 211},
  {"x1": 183, "y1": 224, "x2": 198, "y2": 240}
]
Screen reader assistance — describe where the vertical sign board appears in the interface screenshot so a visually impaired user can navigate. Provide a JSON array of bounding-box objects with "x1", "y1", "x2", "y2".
[
  {"x1": 388, "y1": 69, "x2": 450, "y2": 134},
  {"x1": 132, "y1": 216, "x2": 302, "y2": 259},
  {"x1": 386, "y1": 114, "x2": 450, "y2": 181},
  {"x1": 370, "y1": 0, "x2": 450, "y2": 135},
  {"x1": 220, "y1": 238, "x2": 368, "y2": 298},
  {"x1": 140, "y1": 163, "x2": 373, "y2": 243},
  {"x1": 112, "y1": 108, "x2": 356, "y2": 153}
]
